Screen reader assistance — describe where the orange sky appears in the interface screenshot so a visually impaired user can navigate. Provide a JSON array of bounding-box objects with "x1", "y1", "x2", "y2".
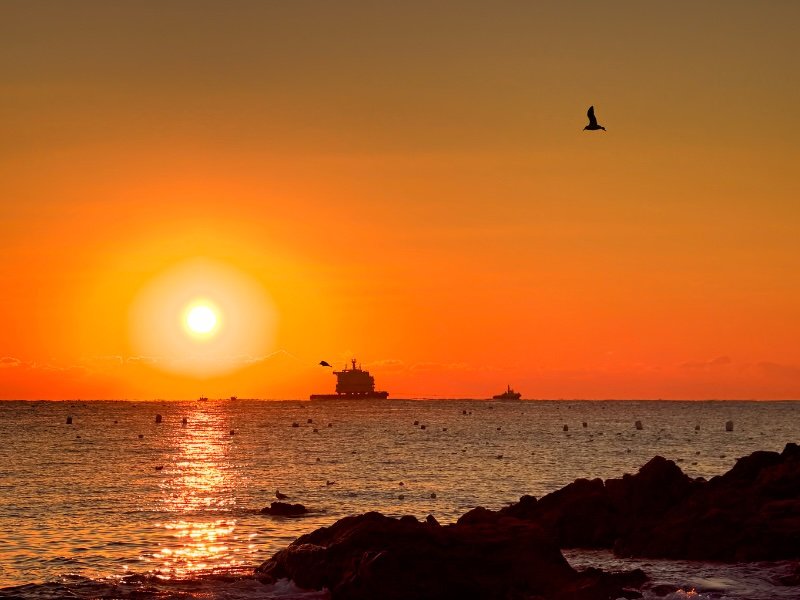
[{"x1": 2, "y1": 2, "x2": 800, "y2": 399}]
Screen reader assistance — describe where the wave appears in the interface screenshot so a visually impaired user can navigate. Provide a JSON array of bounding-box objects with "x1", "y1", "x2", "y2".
[{"x1": 0, "y1": 572, "x2": 329, "y2": 600}]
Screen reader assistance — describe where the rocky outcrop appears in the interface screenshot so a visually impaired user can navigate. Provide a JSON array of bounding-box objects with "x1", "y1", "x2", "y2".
[
  {"x1": 260, "y1": 502, "x2": 309, "y2": 516},
  {"x1": 624, "y1": 443, "x2": 800, "y2": 560},
  {"x1": 256, "y1": 511, "x2": 646, "y2": 600},
  {"x1": 495, "y1": 443, "x2": 800, "y2": 561},
  {"x1": 255, "y1": 445, "x2": 798, "y2": 599}
]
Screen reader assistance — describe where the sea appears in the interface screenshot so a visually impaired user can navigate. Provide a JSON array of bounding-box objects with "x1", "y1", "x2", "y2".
[{"x1": 0, "y1": 399, "x2": 798, "y2": 600}]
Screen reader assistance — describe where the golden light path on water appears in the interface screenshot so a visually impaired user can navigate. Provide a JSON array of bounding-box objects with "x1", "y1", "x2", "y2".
[{"x1": 146, "y1": 405, "x2": 258, "y2": 578}]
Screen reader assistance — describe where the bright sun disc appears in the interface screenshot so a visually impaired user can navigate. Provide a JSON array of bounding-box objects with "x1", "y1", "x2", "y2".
[{"x1": 185, "y1": 304, "x2": 218, "y2": 335}]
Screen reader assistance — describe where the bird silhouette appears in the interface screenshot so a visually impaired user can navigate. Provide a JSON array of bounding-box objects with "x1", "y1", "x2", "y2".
[
  {"x1": 584, "y1": 106, "x2": 606, "y2": 131},
  {"x1": 275, "y1": 489, "x2": 288, "y2": 500},
  {"x1": 319, "y1": 360, "x2": 331, "y2": 367}
]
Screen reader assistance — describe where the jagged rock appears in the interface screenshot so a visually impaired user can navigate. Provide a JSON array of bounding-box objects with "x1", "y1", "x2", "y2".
[
  {"x1": 494, "y1": 443, "x2": 800, "y2": 561},
  {"x1": 256, "y1": 511, "x2": 646, "y2": 600},
  {"x1": 260, "y1": 502, "x2": 308, "y2": 517}
]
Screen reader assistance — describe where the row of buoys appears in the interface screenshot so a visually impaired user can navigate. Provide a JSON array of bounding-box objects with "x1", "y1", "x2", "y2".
[
  {"x1": 68, "y1": 415, "x2": 190, "y2": 425},
  {"x1": 556, "y1": 420, "x2": 736, "y2": 433}
]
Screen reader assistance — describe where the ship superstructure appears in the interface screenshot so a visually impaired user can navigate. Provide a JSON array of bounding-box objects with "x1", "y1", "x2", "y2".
[{"x1": 310, "y1": 358, "x2": 389, "y2": 400}]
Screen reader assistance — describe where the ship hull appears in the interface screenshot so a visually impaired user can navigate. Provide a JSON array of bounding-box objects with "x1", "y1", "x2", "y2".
[
  {"x1": 310, "y1": 391, "x2": 389, "y2": 400},
  {"x1": 492, "y1": 393, "x2": 522, "y2": 400}
]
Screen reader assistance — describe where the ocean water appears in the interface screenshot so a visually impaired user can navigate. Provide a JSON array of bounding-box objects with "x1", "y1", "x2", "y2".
[{"x1": 0, "y1": 399, "x2": 797, "y2": 599}]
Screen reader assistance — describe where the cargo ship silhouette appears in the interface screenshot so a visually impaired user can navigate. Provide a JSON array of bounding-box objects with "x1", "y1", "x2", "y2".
[
  {"x1": 310, "y1": 358, "x2": 389, "y2": 400},
  {"x1": 492, "y1": 385, "x2": 522, "y2": 400}
]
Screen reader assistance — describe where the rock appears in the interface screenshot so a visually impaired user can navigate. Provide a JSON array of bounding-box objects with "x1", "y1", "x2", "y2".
[
  {"x1": 256, "y1": 511, "x2": 645, "y2": 600},
  {"x1": 261, "y1": 502, "x2": 308, "y2": 517},
  {"x1": 495, "y1": 444, "x2": 800, "y2": 562}
]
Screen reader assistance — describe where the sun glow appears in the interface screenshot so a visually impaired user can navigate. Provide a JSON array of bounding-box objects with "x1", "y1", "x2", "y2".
[
  {"x1": 184, "y1": 302, "x2": 219, "y2": 337},
  {"x1": 129, "y1": 258, "x2": 278, "y2": 377}
]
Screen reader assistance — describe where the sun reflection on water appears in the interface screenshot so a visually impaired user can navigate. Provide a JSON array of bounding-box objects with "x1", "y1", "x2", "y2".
[{"x1": 147, "y1": 404, "x2": 257, "y2": 578}]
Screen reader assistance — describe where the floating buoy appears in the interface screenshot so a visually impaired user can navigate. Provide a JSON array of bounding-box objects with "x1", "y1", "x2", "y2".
[
  {"x1": 430, "y1": 492, "x2": 437, "y2": 498},
  {"x1": 497, "y1": 427, "x2": 502, "y2": 431},
  {"x1": 307, "y1": 418, "x2": 313, "y2": 424},
  {"x1": 155, "y1": 465, "x2": 163, "y2": 471},
  {"x1": 399, "y1": 482, "x2": 405, "y2": 487},
  {"x1": 113, "y1": 420, "x2": 118, "y2": 424},
  {"x1": 328, "y1": 423, "x2": 332, "y2": 427},
  {"x1": 292, "y1": 422, "x2": 299, "y2": 428},
  {"x1": 462, "y1": 410, "x2": 467, "y2": 415},
  {"x1": 582, "y1": 422, "x2": 588, "y2": 428},
  {"x1": 398, "y1": 494, "x2": 405, "y2": 500},
  {"x1": 563, "y1": 424, "x2": 569, "y2": 432},
  {"x1": 181, "y1": 417, "x2": 188, "y2": 426},
  {"x1": 313, "y1": 428, "x2": 319, "y2": 433},
  {"x1": 138, "y1": 434, "x2": 144, "y2": 439},
  {"x1": 695, "y1": 424, "x2": 700, "y2": 431},
  {"x1": 725, "y1": 420, "x2": 734, "y2": 432},
  {"x1": 442, "y1": 427, "x2": 447, "y2": 431},
  {"x1": 414, "y1": 420, "x2": 419, "y2": 426},
  {"x1": 496, "y1": 454, "x2": 503, "y2": 459},
  {"x1": 635, "y1": 420, "x2": 643, "y2": 430},
  {"x1": 66, "y1": 416, "x2": 73, "y2": 425},
  {"x1": 420, "y1": 424, "x2": 426, "y2": 430},
  {"x1": 316, "y1": 457, "x2": 321, "y2": 462},
  {"x1": 230, "y1": 430, "x2": 235, "y2": 435},
  {"x1": 155, "y1": 414, "x2": 162, "y2": 424}
]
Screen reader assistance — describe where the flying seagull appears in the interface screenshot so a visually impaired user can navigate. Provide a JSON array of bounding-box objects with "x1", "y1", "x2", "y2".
[
  {"x1": 319, "y1": 360, "x2": 331, "y2": 367},
  {"x1": 584, "y1": 106, "x2": 606, "y2": 131}
]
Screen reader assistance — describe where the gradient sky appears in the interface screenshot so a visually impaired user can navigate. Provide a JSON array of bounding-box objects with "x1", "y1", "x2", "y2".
[{"x1": 2, "y1": 1, "x2": 800, "y2": 399}]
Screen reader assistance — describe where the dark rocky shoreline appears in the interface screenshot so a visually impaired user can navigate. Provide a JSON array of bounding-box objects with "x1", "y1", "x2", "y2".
[
  {"x1": 492, "y1": 441, "x2": 800, "y2": 561},
  {"x1": 256, "y1": 444, "x2": 799, "y2": 599}
]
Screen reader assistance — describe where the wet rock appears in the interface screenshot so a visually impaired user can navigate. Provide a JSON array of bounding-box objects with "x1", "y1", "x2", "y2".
[
  {"x1": 261, "y1": 502, "x2": 308, "y2": 517},
  {"x1": 256, "y1": 511, "x2": 646, "y2": 600}
]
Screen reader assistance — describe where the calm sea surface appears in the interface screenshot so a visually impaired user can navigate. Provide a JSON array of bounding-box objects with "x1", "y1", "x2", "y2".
[{"x1": 0, "y1": 399, "x2": 798, "y2": 599}]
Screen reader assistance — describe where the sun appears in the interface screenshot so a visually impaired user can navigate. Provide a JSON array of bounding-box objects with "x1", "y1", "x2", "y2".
[{"x1": 183, "y1": 301, "x2": 219, "y2": 337}]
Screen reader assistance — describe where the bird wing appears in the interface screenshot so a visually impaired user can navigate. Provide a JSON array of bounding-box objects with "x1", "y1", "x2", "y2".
[
  {"x1": 587, "y1": 106, "x2": 598, "y2": 127},
  {"x1": 320, "y1": 360, "x2": 331, "y2": 367}
]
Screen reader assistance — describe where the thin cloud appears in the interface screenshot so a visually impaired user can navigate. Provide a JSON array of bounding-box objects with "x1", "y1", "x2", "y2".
[
  {"x1": 0, "y1": 356, "x2": 22, "y2": 368},
  {"x1": 755, "y1": 361, "x2": 800, "y2": 381},
  {"x1": 679, "y1": 356, "x2": 732, "y2": 370},
  {"x1": 410, "y1": 361, "x2": 468, "y2": 372}
]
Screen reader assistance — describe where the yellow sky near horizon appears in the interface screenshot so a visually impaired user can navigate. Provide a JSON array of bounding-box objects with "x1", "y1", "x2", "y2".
[{"x1": 1, "y1": 1, "x2": 800, "y2": 399}]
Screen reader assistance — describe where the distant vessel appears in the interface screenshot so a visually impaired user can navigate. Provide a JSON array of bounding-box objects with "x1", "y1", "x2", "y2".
[
  {"x1": 492, "y1": 385, "x2": 522, "y2": 400},
  {"x1": 198, "y1": 396, "x2": 209, "y2": 402},
  {"x1": 310, "y1": 358, "x2": 389, "y2": 400}
]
